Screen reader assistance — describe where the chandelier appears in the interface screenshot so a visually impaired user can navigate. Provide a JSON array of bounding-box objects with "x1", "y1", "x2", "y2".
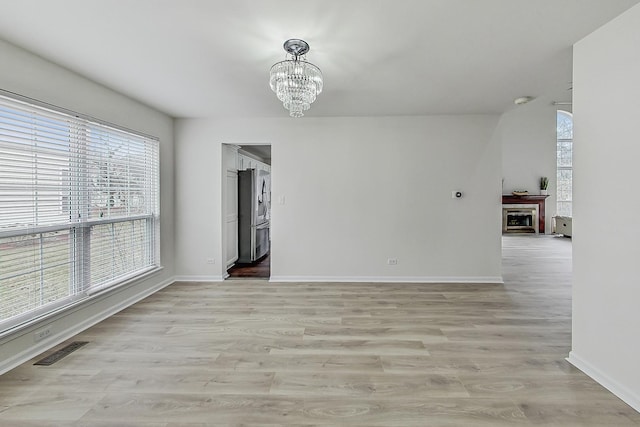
[{"x1": 269, "y1": 39, "x2": 323, "y2": 118}]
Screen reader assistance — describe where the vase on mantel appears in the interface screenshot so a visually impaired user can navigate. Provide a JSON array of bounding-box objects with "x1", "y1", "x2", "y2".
[{"x1": 539, "y1": 177, "x2": 549, "y2": 196}]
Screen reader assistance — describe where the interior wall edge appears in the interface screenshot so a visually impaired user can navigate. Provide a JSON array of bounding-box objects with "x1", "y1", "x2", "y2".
[{"x1": 567, "y1": 351, "x2": 640, "y2": 413}]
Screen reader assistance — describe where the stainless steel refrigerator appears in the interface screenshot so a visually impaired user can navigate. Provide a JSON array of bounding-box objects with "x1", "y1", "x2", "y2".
[{"x1": 237, "y1": 168, "x2": 270, "y2": 263}]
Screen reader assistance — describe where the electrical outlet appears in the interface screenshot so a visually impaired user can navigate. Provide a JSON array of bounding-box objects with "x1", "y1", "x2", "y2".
[
  {"x1": 33, "y1": 326, "x2": 52, "y2": 342},
  {"x1": 387, "y1": 258, "x2": 398, "y2": 265},
  {"x1": 206, "y1": 258, "x2": 215, "y2": 264}
]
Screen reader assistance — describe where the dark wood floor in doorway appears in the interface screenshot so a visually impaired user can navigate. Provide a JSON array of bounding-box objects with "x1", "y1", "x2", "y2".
[{"x1": 227, "y1": 253, "x2": 270, "y2": 279}]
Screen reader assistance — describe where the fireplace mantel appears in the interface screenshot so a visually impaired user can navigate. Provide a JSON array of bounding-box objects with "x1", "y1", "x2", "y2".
[{"x1": 502, "y1": 195, "x2": 549, "y2": 234}]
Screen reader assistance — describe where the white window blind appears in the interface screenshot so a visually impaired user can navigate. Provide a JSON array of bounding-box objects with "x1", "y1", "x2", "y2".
[{"x1": 0, "y1": 93, "x2": 160, "y2": 330}]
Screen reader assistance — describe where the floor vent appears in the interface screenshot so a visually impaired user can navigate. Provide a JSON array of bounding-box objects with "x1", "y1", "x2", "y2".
[{"x1": 34, "y1": 341, "x2": 89, "y2": 366}]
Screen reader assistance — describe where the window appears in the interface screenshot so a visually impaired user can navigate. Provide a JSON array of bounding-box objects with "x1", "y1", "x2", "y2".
[
  {"x1": 0, "y1": 93, "x2": 160, "y2": 331},
  {"x1": 557, "y1": 110, "x2": 573, "y2": 217}
]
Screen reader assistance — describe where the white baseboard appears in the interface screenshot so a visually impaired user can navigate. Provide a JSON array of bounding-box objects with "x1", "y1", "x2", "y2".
[
  {"x1": 269, "y1": 275, "x2": 504, "y2": 284},
  {"x1": 173, "y1": 275, "x2": 226, "y2": 282},
  {"x1": 0, "y1": 276, "x2": 175, "y2": 376},
  {"x1": 567, "y1": 351, "x2": 640, "y2": 412}
]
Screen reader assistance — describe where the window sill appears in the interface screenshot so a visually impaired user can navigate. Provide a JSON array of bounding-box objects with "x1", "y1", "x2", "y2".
[{"x1": 0, "y1": 266, "x2": 164, "y2": 344}]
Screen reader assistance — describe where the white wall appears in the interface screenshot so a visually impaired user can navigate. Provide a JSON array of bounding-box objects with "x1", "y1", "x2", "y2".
[
  {"x1": 175, "y1": 115, "x2": 503, "y2": 283},
  {"x1": 500, "y1": 98, "x2": 558, "y2": 233},
  {"x1": 569, "y1": 4, "x2": 640, "y2": 411},
  {"x1": 0, "y1": 39, "x2": 175, "y2": 373}
]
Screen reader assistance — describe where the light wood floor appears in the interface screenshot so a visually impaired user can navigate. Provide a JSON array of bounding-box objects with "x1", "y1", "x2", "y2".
[{"x1": 1, "y1": 235, "x2": 639, "y2": 426}]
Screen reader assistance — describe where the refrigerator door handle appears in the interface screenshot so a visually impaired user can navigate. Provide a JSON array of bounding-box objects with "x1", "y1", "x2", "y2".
[{"x1": 250, "y1": 225, "x2": 256, "y2": 261}]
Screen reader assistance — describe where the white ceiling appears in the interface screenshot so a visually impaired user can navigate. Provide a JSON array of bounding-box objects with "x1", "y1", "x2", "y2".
[{"x1": 0, "y1": 0, "x2": 638, "y2": 118}]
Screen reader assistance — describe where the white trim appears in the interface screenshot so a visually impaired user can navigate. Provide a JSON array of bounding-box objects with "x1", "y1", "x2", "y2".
[
  {"x1": 269, "y1": 276, "x2": 504, "y2": 284},
  {"x1": 85, "y1": 266, "x2": 161, "y2": 296},
  {"x1": 567, "y1": 351, "x2": 640, "y2": 412},
  {"x1": 0, "y1": 276, "x2": 175, "y2": 375},
  {"x1": 173, "y1": 275, "x2": 226, "y2": 282},
  {"x1": 0, "y1": 267, "x2": 163, "y2": 338}
]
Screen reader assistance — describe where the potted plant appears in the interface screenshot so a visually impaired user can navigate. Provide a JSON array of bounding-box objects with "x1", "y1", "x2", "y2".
[{"x1": 540, "y1": 176, "x2": 549, "y2": 195}]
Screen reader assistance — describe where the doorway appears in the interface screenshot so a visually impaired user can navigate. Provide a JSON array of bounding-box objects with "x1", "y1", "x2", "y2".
[{"x1": 222, "y1": 144, "x2": 272, "y2": 279}]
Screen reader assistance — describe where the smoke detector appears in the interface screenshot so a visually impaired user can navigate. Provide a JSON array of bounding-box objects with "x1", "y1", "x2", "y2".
[{"x1": 514, "y1": 96, "x2": 535, "y2": 105}]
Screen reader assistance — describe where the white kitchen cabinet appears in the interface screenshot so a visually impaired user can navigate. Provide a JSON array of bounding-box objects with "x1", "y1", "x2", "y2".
[{"x1": 238, "y1": 152, "x2": 270, "y2": 172}]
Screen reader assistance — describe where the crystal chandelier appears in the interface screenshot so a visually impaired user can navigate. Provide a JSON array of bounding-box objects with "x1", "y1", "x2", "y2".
[{"x1": 269, "y1": 39, "x2": 323, "y2": 118}]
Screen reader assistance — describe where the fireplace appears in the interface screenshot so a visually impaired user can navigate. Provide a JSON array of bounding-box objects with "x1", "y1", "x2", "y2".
[
  {"x1": 502, "y1": 204, "x2": 539, "y2": 234},
  {"x1": 501, "y1": 195, "x2": 549, "y2": 234},
  {"x1": 508, "y1": 212, "x2": 533, "y2": 227}
]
